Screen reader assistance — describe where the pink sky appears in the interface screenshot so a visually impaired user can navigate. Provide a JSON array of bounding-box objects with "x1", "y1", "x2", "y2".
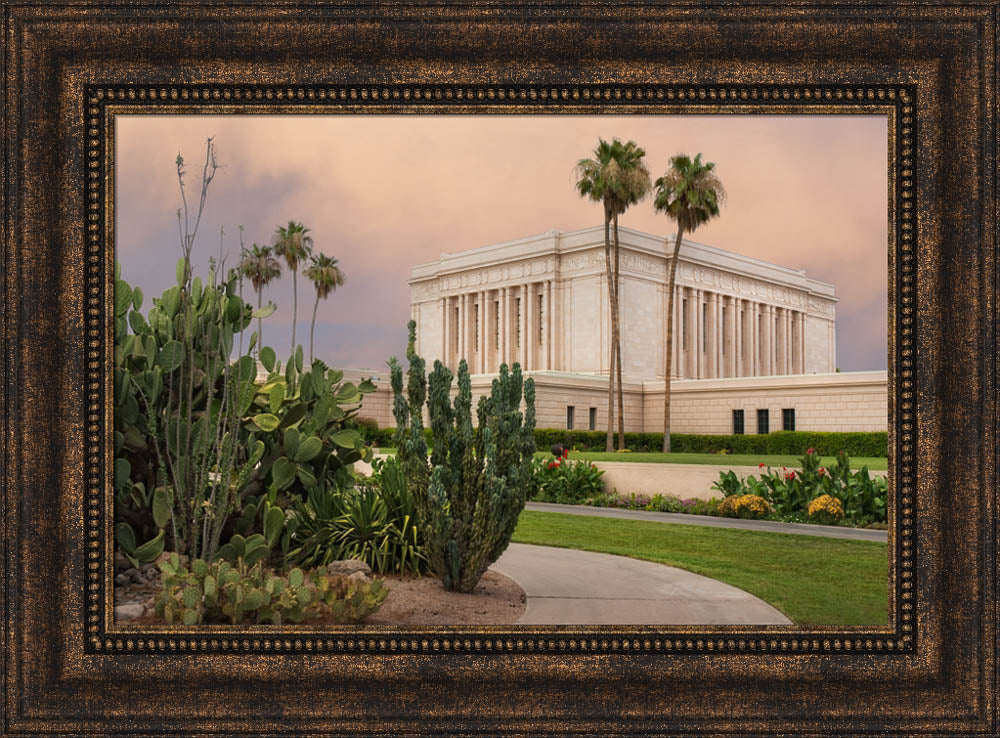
[{"x1": 116, "y1": 114, "x2": 888, "y2": 372}]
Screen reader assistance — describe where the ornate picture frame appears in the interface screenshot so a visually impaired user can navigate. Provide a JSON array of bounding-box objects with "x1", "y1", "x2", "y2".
[{"x1": 2, "y1": 2, "x2": 996, "y2": 734}]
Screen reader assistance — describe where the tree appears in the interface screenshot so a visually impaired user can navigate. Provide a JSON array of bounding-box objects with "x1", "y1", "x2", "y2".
[
  {"x1": 574, "y1": 138, "x2": 651, "y2": 450},
  {"x1": 238, "y1": 243, "x2": 281, "y2": 357},
  {"x1": 272, "y1": 221, "x2": 314, "y2": 354},
  {"x1": 653, "y1": 153, "x2": 726, "y2": 452},
  {"x1": 303, "y1": 252, "x2": 346, "y2": 363}
]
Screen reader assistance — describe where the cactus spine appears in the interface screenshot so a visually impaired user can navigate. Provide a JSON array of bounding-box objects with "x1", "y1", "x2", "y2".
[{"x1": 390, "y1": 320, "x2": 536, "y2": 592}]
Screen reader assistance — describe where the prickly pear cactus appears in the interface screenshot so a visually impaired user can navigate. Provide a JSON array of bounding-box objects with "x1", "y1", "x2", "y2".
[
  {"x1": 153, "y1": 553, "x2": 387, "y2": 625},
  {"x1": 390, "y1": 320, "x2": 536, "y2": 592}
]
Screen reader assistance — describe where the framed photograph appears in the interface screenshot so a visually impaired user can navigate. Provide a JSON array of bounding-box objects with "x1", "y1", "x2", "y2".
[{"x1": 2, "y1": 2, "x2": 997, "y2": 735}]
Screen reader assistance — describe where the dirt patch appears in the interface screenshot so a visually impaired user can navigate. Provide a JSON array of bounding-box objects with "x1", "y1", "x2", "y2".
[
  {"x1": 366, "y1": 570, "x2": 526, "y2": 625},
  {"x1": 118, "y1": 568, "x2": 526, "y2": 626}
]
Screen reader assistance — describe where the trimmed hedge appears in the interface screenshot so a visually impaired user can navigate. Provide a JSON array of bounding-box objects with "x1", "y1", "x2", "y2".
[
  {"x1": 368, "y1": 426, "x2": 432, "y2": 448},
  {"x1": 535, "y1": 429, "x2": 886, "y2": 457},
  {"x1": 372, "y1": 427, "x2": 887, "y2": 457}
]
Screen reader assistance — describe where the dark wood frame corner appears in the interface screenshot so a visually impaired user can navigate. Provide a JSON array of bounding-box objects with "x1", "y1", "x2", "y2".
[{"x1": 2, "y1": 2, "x2": 997, "y2": 735}]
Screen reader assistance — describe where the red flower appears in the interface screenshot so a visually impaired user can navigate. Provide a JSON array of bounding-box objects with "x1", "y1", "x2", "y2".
[
  {"x1": 758, "y1": 462, "x2": 766, "y2": 468},
  {"x1": 806, "y1": 448, "x2": 815, "y2": 455},
  {"x1": 818, "y1": 467, "x2": 827, "y2": 476},
  {"x1": 561, "y1": 447, "x2": 570, "y2": 459},
  {"x1": 784, "y1": 471, "x2": 796, "y2": 481},
  {"x1": 547, "y1": 460, "x2": 560, "y2": 470}
]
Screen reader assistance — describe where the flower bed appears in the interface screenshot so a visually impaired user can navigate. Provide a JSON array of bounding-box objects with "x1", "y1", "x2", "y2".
[{"x1": 531, "y1": 449, "x2": 887, "y2": 529}]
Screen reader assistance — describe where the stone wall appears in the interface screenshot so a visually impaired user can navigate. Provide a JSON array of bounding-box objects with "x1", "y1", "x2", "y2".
[
  {"x1": 641, "y1": 371, "x2": 887, "y2": 433},
  {"x1": 351, "y1": 368, "x2": 888, "y2": 435}
]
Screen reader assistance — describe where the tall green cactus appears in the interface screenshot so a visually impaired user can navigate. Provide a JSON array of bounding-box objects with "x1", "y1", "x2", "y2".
[{"x1": 390, "y1": 320, "x2": 536, "y2": 592}]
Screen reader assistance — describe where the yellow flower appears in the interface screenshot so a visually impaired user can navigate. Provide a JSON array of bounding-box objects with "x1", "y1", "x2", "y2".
[
  {"x1": 719, "y1": 494, "x2": 770, "y2": 519},
  {"x1": 807, "y1": 494, "x2": 844, "y2": 521}
]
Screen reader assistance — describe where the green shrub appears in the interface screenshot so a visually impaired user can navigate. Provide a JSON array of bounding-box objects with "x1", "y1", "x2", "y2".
[
  {"x1": 531, "y1": 428, "x2": 887, "y2": 457},
  {"x1": 391, "y1": 321, "x2": 537, "y2": 593},
  {"x1": 283, "y1": 459, "x2": 428, "y2": 576},
  {"x1": 153, "y1": 552, "x2": 388, "y2": 625},
  {"x1": 714, "y1": 449, "x2": 887, "y2": 523},
  {"x1": 355, "y1": 416, "x2": 380, "y2": 442},
  {"x1": 532, "y1": 449, "x2": 605, "y2": 503},
  {"x1": 645, "y1": 493, "x2": 685, "y2": 513}
]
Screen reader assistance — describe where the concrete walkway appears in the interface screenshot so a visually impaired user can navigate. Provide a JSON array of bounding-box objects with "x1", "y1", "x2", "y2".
[
  {"x1": 524, "y1": 501, "x2": 888, "y2": 542},
  {"x1": 492, "y1": 543, "x2": 791, "y2": 625}
]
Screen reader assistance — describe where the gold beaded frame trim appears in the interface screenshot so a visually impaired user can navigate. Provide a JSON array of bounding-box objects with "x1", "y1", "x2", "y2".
[{"x1": 86, "y1": 83, "x2": 915, "y2": 656}]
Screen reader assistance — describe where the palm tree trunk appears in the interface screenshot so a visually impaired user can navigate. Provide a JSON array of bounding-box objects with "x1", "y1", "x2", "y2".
[
  {"x1": 612, "y1": 213, "x2": 625, "y2": 451},
  {"x1": 310, "y1": 292, "x2": 319, "y2": 364},
  {"x1": 602, "y1": 212, "x2": 616, "y2": 452},
  {"x1": 662, "y1": 227, "x2": 685, "y2": 453},
  {"x1": 291, "y1": 269, "x2": 298, "y2": 354}
]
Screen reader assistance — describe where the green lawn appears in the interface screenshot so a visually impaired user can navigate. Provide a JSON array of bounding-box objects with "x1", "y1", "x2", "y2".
[
  {"x1": 535, "y1": 450, "x2": 888, "y2": 471},
  {"x1": 511, "y1": 510, "x2": 889, "y2": 625}
]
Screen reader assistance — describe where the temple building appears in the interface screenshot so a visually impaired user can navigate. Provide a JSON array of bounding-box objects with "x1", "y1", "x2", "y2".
[
  {"x1": 370, "y1": 225, "x2": 887, "y2": 435},
  {"x1": 408, "y1": 225, "x2": 837, "y2": 381}
]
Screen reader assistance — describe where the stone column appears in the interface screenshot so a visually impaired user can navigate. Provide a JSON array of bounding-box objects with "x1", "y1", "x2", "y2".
[
  {"x1": 693, "y1": 288, "x2": 703, "y2": 378},
  {"x1": 477, "y1": 290, "x2": 486, "y2": 373},
  {"x1": 715, "y1": 293, "x2": 724, "y2": 378},
  {"x1": 769, "y1": 305, "x2": 777, "y2": 375},
  {"x1": 777, "y1": 307, "x2": 785, "y2": 375},
  {"x1": 545, "y1": 279, "x2": 555, "y2": 370},
  {"x1": 456, "y1": 293, "x2": 465, "y2": 364},
  {"x1": 685, "y1": 287, "x2": 695, "y2": 378},
  {"x1": 501, "y1": 287, "x2": 510, "y2": 368},
  {"x1": 683, "y1": 288, "x2": 691, "y2": 377},
  {"x1": 792, "y1": 312, "x2": 798, "y2": 373},
  {"x1": 750, "y1": 301, "x2": 764, "y2": 377},
  {"x1": 798, "y1": 310, "x2": 806, "y2": 374},
  {"x1": 774, "y1": 307, "x2": 783, "y2": 375},
  {"x1": 756, "y1": 303, "x2": 765, "y2": 375},
  {"x1": 441, "y1": 297, "x2": 449, "y2": 368},
  {"x1": 771, "y1": 307, "x2": 779, "y2": 375},
  {"x1": 465, "y1": 293, "x2": 473, "y2": 366},
  {"x1": 726, "y1": 295, "x2": 736, "y2": 378},
  {"x1": 671, "y1": 284, "x2": 680, "y2": 378},
  {"x1": 785, "y1": 309, "x2": 793, "y2": 374},
  {"x1": 705, "y1": 292, "x2": 716, "y2": 379},
  {"x1": 734, "y1": 298, "x2": 743, "y2": 377},
  {"x1": 782, "y1": 308, "x2": 790, "y2": 374},
  {"x1": 518, "y1": 284, "x2": 529, "y2": 371}
]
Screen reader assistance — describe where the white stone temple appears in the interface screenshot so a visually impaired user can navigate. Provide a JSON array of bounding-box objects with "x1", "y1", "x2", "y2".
[
  {"x1": 408, "y1": 225, "x2": 837, "y2": 381},
  {"x1": 362, "y1": 225, "x2": 888, "y2": 435}
]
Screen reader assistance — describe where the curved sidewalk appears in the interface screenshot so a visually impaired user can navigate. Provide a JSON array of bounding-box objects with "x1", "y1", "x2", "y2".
[
  {"x1": 525, "y1": 501, "x2": 889, "y2": 542},
  {"x1": 492, "y1": 543, "x2": 792, "y2": 625}
]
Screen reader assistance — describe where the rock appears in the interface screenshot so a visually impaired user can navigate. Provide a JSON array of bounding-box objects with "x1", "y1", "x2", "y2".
[
  {"x1": 127, "y1": 568, "x2": 145, "y2": 584},
  {"x1": 114, "y1": 551, "x2": 132, "y2": 572},
  {"x1": 115, "y1": 573, "x2": 130, "y2": 586},
  {"x1": 348, "y1": 571, "x2": 370, "y2": 586},
  {"x1": 327, "y1": 559, "x2": 372, "y2": 577},
  {"x1": 115, "y1": 603, "x2": 144, "y2": 621},
  {"x1": 154, "y1": 551, "x2": 188, "y2": 568}
]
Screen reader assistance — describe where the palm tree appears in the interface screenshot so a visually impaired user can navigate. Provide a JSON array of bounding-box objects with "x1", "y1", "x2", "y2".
[
  {"x1": 575, "y1": 138, "x2": 651, "y2": 450},
  {"x1": 272, "y1": 221, "x2": 314, "y2": 355},
  {"x1": 238, "y1": 244, "x2": 282, "y2": 357},
  {"x1": 303, "y1": 252, "x2": 346, "y2": 364},
  {"x1": 653, "y1": 153, "x2": 726, "y2": 453}
]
